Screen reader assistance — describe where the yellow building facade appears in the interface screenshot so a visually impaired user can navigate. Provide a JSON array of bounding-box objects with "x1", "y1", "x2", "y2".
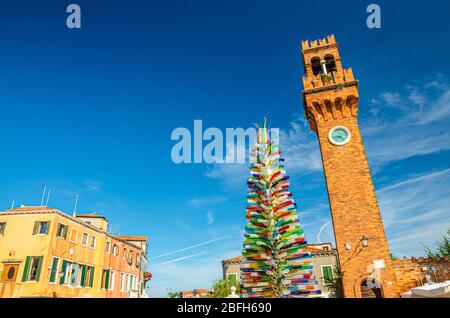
[{"x1": 0, "y1": 206, "x2": 148, "y2": 298}]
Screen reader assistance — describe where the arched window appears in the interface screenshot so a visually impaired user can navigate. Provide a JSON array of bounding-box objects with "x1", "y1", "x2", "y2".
[
  {"x1": 7, "y1": 266, "x2": 16, "y2": 280},
  {"x1": 311, "y1": 57, "x2": 322, "y2": 75},
  {"x1": 325, "y1": 55, "x2": 337, "y2": 73}
]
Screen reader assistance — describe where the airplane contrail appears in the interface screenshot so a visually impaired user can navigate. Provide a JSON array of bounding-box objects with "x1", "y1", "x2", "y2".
[
  {"x1": 150, "y1": 236, "x2": 230, "y2": 260},
  {"x1": 153, "y1": 252, "x2": 206, "y2": 267},
  {"x1": 316, "y1": 220, "x2": 332, "y2": 243}
]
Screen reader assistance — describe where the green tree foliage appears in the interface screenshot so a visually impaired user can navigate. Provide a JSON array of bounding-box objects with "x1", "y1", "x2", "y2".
[
  {"x1": 167, "y1": 291, "x2": 180, "y2": 298},
  {"x1": 323, "y1": 266, "x2": 344, "y2": 298},
  {"x1": 209, "y1": 279, "x2": 240, "y2": 298},
  {"x1": 422, "y1": 228, "x2": 450, "y2": 258}
]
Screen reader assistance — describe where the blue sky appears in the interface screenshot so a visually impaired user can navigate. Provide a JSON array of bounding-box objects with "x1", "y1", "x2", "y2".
[{"x1": 0, "y1": 1, "x2": 449, "y2": 297}]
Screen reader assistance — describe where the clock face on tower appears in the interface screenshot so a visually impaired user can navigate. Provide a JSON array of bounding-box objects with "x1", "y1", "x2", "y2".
[{"x1": 328, "y1": 126, "x2": 351, "y2": 146}]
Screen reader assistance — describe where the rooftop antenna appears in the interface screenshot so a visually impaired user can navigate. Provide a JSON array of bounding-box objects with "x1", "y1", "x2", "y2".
[
  {"x1": 40, "y1": 184, "x2": 47, "y2": 206},
  {"x1": 45, "y1": 188, "x2": 51, "y2": 207},
  {"x1": 73, "y1": 194, "x2": 79, "y2": 217},
  {"x1": 11, "y1": 200, "x2": 15, "y2": 209}
]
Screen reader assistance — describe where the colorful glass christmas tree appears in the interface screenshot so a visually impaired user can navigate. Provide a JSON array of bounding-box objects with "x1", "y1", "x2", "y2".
[{"x1": 240, "y1": 120, "x2": 321, "y2": 298}]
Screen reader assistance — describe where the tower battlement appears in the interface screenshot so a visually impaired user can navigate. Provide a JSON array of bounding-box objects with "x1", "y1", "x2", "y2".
[
  {"x1": 301, "y1": 34, "x2": 337, "y2": 51},
  {"x1": 301, "y1": 35, "x2": 359, "y2": 131},
  {"x1": 301, "y1": 35, "x2": 356, "y2": 92}
]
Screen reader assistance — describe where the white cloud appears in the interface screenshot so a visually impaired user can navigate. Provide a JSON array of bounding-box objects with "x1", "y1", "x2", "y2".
[
  {"x1": 363, "y1": 80, "x2": 450, "y2": 167},
  {"x1": 83, "y1": 179, "x2": 101, "y2": 192},
  {"x1": 407, "y1": 88, "x2": 426, "y2": 106},
  {"x1": 205, "y1": 162, "x2": 248, "y2": 187},
  {"x1": 188, "y1": 196, "x2": 227, "y2": 206},
  {"x1": 279, "y1": 116, "x2": 323, "y2": 174},
  {"x1": 381, "y1": 91, "x2": 402, "y2": 106},
  {"x1": 414, "y1": 89, "x2": 450, "y2": 124},
  {"x1": 365, "y1": 125, "x2": 450, "y2": 166},
  {"x1": 377, "y1": 168, "x2": 450, "y2": 257},
  {"x1": 174, "y1": 219, "x2": 192, "y2": 232},
  {"x1": 204, "y1": 140, "x2": 250, "y2": 187},
  {"x1": 206, "y1": 210, "x2": 214, "y2": 225}
]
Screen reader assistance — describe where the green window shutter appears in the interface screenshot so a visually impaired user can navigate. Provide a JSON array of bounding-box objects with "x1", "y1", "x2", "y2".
[
  {"x1": 49, "y1": 257, "x2": 59, "y2": 283},
  {"x1": 80, "y1": 265, "x2": 87, "y2": 287},
  {"x1": 105, "y1": 270, "x2": 110, "y2": 290},
  {"x1": 89, "y1": 267, "x2": 95, "y2": 287},
  {"x1": 22, "y1": 256, "x2": 32, "y2": 282},
  {"x1": 46, "y1": 221, "x2": 51, "y2": 234},
  {"x1": 32, "y1": 222, "x2": 39, "y2": 235},
  {"x1": 60, "y1": 260, "x2": 68, "y2": 284},
  {"x1": 63, "y1": 226, "x2": 68, "y2": 239},
  {"x1": 35, "y1": 256, "x2": 44, "y2": 281},
  {"x1": 322, "y1": 266, "x2": 333, "y2": 283}
]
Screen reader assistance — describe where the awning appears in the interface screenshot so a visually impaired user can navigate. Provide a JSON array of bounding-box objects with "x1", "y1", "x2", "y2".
[{"x1": 401, "y1": 281, "x2": 450, "y2": 298}]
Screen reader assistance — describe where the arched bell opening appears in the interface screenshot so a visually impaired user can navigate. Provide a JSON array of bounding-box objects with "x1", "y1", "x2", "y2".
[
  {"x1": 324, "y1": 54, "x2": 338, "y2": 73},
  {"x1": 311, "y1": 57, "x2": 322, "y2": 75}
]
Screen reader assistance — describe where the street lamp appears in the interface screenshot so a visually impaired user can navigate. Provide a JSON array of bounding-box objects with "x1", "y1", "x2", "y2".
[{"x1": 362, "y1": 236, "x2": 369, "y2": 248}]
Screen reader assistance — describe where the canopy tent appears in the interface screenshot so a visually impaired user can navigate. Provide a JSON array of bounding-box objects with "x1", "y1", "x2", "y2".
[{"x1": 401, "y1": 281, "x2": 450, "y2": 298}]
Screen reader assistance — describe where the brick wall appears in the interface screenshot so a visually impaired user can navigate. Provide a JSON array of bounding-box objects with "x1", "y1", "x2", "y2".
[{"x1": 393, "y1": 257, "x2": 450, "y2": 294}]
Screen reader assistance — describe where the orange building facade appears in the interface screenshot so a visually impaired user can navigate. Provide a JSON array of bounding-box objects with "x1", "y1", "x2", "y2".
[{"x1": 0, "y1": 206, "x2": 148, "y2": 298}]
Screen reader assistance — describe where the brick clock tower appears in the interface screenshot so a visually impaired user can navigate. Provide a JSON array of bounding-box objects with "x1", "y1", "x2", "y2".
[{"x1": 300, "y1": 35, "x2": 399, "y2": 298}]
